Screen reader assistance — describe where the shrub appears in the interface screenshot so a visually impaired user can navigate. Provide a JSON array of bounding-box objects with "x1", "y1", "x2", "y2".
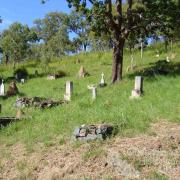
[
  {"x1": 14, "y1": 67, "x2": 28, "y2": 80},
  {"x1": 56, "y1": 70, "x2": 66, "y2": 78}
]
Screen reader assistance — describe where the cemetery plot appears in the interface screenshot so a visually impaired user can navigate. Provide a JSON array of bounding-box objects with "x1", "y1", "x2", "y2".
[
  {"x1": 0, "y1": 117, "x2": 19, "y2": 126},
  {"x1": 73, "y1": 124, "x2": 115, "y2": 141},
  {"x1": 15, "y1": 97, "x2": 67, "y2": 109}
]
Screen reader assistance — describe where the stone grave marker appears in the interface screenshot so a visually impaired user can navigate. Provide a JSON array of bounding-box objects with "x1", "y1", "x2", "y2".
[
  {"x1": 130, "y1": 76, "x2": 143, "y2": 99},
  {"x1": 0, "y1": 80, "x2": 5, "y2": 96},
  {"x1": 47, "y1": 74, "x2": 56, "y2": 80},
  {"x1": 78, "y1": 66, "x2": 88, "y2": 78},
  {"x1": 21, "y1": 79, "x2": 25, "y2": 84},
  {"x1": 6, "y1": 82, "x2": 19, "y2": 97},
  {"x1": 64, "y1": 81, "x2": 73, "y2": 101},
  {"x1": 99, "y1": 72, "x2": 107, "y2": 87},
  {"x1": 87, "y1": 84, "x2": 97, "y2": 100}
]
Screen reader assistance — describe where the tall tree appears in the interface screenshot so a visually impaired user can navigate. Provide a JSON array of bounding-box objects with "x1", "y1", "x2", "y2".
[{"x1": 64, "y1": 0, "x2": 177, "y2": 83}]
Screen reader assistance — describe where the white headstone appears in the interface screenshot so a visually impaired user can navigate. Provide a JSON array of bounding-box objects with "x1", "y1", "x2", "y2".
[
  {"x1": 21, "y1": 79, "x2": 25, "y2": 84},
  {"x1": 100, "y1": 72, "x2": 105, "y2": 85},
  {"x1": 0, "y1": 80, "x2": 5, "y2": 96},
  {"x1": 64, "y1": 81, "x2": 73, "y2": 101},
  {"x1": 166, "y1": 56, "x2": 170, "y2": 62},
  {"x1": 92, "y1": 87, "x2": 97, "y2": 100},
  {"x1": 134, "y1": 76, "x2": 143, "y2": 92},
  {"x1": 130, "y1": 76, "x2": 143, "y2": 99}
]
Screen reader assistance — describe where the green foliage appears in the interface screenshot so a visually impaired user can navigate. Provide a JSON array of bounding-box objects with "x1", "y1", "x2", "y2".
[{"x1": 0, "y1": 22, "x2": 38, "y2": 65}]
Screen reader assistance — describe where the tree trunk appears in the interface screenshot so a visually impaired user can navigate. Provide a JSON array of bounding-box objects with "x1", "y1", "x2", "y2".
[{"x1": 111, "y1": 39, "x2": 125, "y2": 83}]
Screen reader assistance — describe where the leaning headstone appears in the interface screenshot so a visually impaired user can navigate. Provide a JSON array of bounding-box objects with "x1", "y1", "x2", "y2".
[
  {"x1": 130, "y1": 76, "x2": 143, "y2": 99},
  {"x1": 6, "y1": 82, "x2": 19, "y2": 97},
  {"x1": 87, "y1": 84, "x2": 97, "y2": 100},
  {"x1": 0, "y1": 80, "x2": 5, "y2": 96},
  {"x1": 99, "y1": 72, "x2": 107, "y2": 87},
  {"x1": 78, "y1": 66, "x2": 87, "y2": 78},
  {"x1": 64, "y1": 81, "x2": 73, "y2": 101}
]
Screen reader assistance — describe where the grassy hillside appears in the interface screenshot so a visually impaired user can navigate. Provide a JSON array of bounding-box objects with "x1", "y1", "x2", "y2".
[{"x1": 0, "y1": 43, "x2": 179, "y2": 150}]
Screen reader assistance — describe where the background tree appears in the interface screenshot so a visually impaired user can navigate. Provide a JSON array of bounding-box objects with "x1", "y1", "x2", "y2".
[
  {"x1": 33, "y1": 12, "x2": 73, "y2": 58},
  {"x1": 0, "y1": 22, "x2": 38, "y2": 67}
]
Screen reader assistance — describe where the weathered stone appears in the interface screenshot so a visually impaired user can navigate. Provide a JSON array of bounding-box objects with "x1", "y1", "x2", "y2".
[
  {"x1": 87, "y1": 85, "x2": 97, "y2": 100},
  {"x1": 15, "y1": 97, "x2": 66, "y2": 108},
  {"x1": 16, "y1": 109, "x2": 25, "y2": 119},
  {"x1": 77, "y1": 66, "x2": 88, "y2": 78},
  {"x1": 73, "y1": 127, "x2": 80, "y2": 137},
  {"x1": 79, "y1": 128, "x2": 87, "y2": 137},
  {"x1": 73, "y1": 124, "x2": 114, "y2": 142},
  {"x1": 6, "y1": 82, "x2": 19, "y2": 97}
]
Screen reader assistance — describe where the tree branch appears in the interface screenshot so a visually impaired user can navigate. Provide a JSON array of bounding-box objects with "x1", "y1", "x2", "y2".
[{"x1": 106, "y1": 0, "x2": 119, "y2": 31}]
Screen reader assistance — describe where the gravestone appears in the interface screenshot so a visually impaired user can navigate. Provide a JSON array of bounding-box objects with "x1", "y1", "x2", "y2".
[
  {"x1": 78, "y1": 66, "x2": 87, "y2": 78},
  {"x1": 64, "y1": 81, "x2": 73, "y2": 101},
  {"x1": 99, "y1": 72, "x2": 107, "y2": 87},
  {"x1": 21, "y1": 79, "x2": 25, "y2": 84},
  {"x1": 87, "y1": 85, "x2": 97, "y2": 100},
  {"x1": 6, "y1": 82, "x2": 19, "y2": 97},
  {"x1": 47, "y1": 74, "x2": 56, "y2": 80},
  {"x1": 166, "y1": 56, "x2": 170, "y2": 62},
  {"x1": 130, "y1": 76, "x2": 143, "y2": 99},
  {"x1": 92, "y1": 87, "x2": 97, "y2": 100},
  {"x1": 0, "y1": 80, "x2": 5, "y2": 96}
]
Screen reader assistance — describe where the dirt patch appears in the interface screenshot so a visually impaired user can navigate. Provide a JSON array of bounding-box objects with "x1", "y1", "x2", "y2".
[{"x1": 0, "y1": 121, "x2": 179, "y2": 179}]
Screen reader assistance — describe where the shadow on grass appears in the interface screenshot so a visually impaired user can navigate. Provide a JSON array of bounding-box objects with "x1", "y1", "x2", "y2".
[{"x1": 127, "y1": 60, "x2": 180, "y2": 81}]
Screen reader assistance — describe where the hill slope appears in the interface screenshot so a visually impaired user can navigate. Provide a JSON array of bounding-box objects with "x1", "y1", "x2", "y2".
[{"x1": 0, "y1": 43, "x2": 180, "y2": 179}]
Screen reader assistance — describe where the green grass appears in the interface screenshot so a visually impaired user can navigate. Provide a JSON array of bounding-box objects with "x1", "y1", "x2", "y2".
[{"x1": 0, "y1": 43, "x2": 180, "y2": 148}]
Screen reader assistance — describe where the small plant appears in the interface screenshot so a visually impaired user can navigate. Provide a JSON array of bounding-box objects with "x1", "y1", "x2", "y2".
[{"x1": 146, "y1": 171, "x2": 169, "y2": 180}]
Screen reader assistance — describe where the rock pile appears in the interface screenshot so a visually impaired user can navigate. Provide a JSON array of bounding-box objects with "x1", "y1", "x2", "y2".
[
  {"x1": 15, "y1": 97, "x2": 67, "y2": 108},
  {"x1": 73, "y1": 124, "x2": 114, "y2": 141}
]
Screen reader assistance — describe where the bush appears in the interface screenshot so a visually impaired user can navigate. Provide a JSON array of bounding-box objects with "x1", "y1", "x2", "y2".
[
  {"x1": 56, "y1": 70, "x2": 66, "y2": 78},
  {"x1": 14, "y1": 67, "x2": 28, "y2": 80}
]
